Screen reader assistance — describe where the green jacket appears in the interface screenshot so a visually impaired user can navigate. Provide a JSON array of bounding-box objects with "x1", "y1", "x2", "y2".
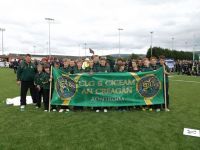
[
  {"x1": 68, "y1": 66, "x2": 76, "y2": 74},
  {"x1": 140, "y1": 66, "x2": 153, "y2": 72},
  {"x1": 114, "y1": 65, "x2": 127, "y2": 72},
  {"x1": 93, "y1": 62, "x2": 100, "y2": 72},
  {"x1": 97, "y1": 65, "x2": 111, "y2": 73},
  {"x1": 158, "y1": 64, "x2": 170, "y2": 83},
  {"x1": 42, "y1": 72, "x2": 50, "y2": 89},
  {"x1": 60, "y1": 66, "x2": 69, "y2": 73},
  {"x1": 17, "y1": 61, "x2": 36, "y2": 81},
  {"x1": 114, "y1": 65, "x2": 120, "y2": 72},
  {"x1": 150, "y1": 64, "x2": 159, "y2": 70},
  {"x1": 34, "y1": 72, "x2": 44, "y2": 86},
  {"x1": 74, "y1": 67, "x2": 84, "y2": 74},
  {"x1": 85, "y1": 67, "x2": 96, "y2": 73}
]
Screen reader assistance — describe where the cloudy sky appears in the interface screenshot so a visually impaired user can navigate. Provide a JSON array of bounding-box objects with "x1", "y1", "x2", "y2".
[{"x1": 0, "y1": 0, "x2": 200, "y2": 56}]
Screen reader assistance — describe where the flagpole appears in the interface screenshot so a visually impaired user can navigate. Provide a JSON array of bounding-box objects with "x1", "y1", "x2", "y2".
[
  {"x1": 163, "y1": 65, "x2": 167, "y2": 110},
  {"x1": 48, "y1": 65, "x2": 53, "y2": 112}
]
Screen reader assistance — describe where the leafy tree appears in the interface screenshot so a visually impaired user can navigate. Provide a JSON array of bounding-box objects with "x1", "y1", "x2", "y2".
[{"x1": 146, "y1": 47, "x2": 198, "y2": 60}]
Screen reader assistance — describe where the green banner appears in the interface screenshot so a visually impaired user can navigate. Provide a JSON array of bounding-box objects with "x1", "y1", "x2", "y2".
[{"x1": 51, "y1": 67, "x2": 164, "y2": 106}]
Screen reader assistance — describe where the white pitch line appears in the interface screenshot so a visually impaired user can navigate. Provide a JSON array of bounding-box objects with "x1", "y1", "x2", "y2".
[{"x1": 171, "y1": 80, "x2": 200, "y2": 84}]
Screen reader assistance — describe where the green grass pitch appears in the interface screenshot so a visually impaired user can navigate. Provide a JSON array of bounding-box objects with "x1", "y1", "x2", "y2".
[{"x1": 0, "y1": 68, "x2": 199, "y2": 150}]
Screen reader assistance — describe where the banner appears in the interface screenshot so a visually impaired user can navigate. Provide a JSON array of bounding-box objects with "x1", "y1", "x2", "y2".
[{"x1": 51, "y1": 67, "x2": 164, "y2": 106}]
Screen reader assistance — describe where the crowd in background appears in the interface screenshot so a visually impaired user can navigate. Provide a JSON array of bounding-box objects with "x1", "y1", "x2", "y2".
[
  {"x1": 174, "y1": 60, "x2": 200, "y2": 76},
  {"x1": 9, "y1": 56, "x2": 200, "y2": 76}
]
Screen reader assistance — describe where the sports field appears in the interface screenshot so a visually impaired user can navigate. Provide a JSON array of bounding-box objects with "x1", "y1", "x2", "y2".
[{"x1": 0, "y1": 68, "x2": 199, "y2": 150}]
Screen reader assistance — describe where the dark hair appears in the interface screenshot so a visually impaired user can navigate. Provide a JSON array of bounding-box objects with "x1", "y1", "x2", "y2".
[
  {"x1": 43, "y1": 63, "x2": 50, "y2": 68},
  {"x1": 100, "y1": 57, "x2": 106, "y2": 61},
  {"x1": 150, "y1": 56, "x2": 157, "y2": 60},
  {"x1": 26, "y1": 54, "x2": 31, "y2": 57},
  {"x1": 117, "y1": 58, "x2": 123, "y2": 61},
  {"x1": 159, "y1": 55, "x2": 165, "y2": 60},
  {"x1": 142, "y1": 57, "x2": 149, "y2": 61}
]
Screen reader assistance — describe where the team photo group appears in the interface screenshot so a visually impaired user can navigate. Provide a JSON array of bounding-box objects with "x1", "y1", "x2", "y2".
[{"x1": 16, "y1": 54, "x2": 170, "y2": 113}]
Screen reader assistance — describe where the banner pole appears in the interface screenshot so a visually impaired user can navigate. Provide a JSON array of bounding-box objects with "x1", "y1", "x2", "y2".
[
  {"x1": 48, "y1": 65, "x2": 53, "y2": 112},
  {"x1": 163, "y1": 65, "x2": 167, "y2": 110}
]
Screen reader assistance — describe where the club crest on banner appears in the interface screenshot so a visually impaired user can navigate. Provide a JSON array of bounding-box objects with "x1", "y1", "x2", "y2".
[
  {"x1": 137, "y1": 75, "x2": 161, "y2": 98},
  {"x1": 56, "y1": 76, "x2": 77, "y2": 100}
]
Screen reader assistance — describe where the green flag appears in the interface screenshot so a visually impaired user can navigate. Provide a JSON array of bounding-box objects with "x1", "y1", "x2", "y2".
[{"x1": 51, "y1": 67, "x2": 164, "y2": 107}]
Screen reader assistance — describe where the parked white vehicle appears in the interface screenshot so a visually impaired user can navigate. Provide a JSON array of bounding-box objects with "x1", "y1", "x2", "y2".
[{"x1": 0, "y1": 61, "x2": 9, "y2": 67}]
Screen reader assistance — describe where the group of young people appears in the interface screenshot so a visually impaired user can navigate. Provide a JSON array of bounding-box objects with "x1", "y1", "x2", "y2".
[
  {"x1": 16, "y1": 54, "x2": 170, "y2": 112},
  {"x1": 175, "y1": 60, "x2": 200, "y2": 76}
]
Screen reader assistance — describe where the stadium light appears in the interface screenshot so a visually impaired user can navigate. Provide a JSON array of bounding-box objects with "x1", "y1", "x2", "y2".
[
  {"x1": 0, "y1": 28, "x2": 6, "y2": 55},
  {"x1": 45, "y1": 18, "x2": 54, "y2": 57},
  {"x1": 150, "y1": 31, "x2": 153, "y2": 57},
  {"x1": 172, "y1": 37, "x2": 174, "y2": 50},
  {"x1": 84, "y1": 43, "x2": 87, "y2": 57},
  {"x1": 118, "y1": 28, "x2": 123, "y2": 58}
]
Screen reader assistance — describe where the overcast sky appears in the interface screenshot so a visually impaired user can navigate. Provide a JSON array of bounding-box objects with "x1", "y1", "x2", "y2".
[{"x1": 0, "y1": 0, "x2": 200, "y2": 56}]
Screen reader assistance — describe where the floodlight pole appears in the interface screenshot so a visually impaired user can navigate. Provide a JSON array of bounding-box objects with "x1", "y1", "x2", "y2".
[
  {"x1": 150, "y1": 31, "x2": 153, "y2": 57},
  {"x1": 84, "y1": 43, "x2": 87, "y2": 57},
  {"x1": 172, "y1": 37, "x2": 174, "y2": 50},
  {"x1": 0, "y1": 28, "x2": 5, "y2": 55},
  {"x1": 118, "y1": 28, "x2": 123, "y2": 58},
  {"x1": 45, "y1": 18, "x2": 54, "y2": 57}
]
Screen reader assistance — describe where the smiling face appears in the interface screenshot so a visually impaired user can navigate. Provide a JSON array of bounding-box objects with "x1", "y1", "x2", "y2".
[
  {"x1": 132, "y1": 61, "x2": 137, "y2": 68},
  {"x1": 69, "y1": 60, "x2": 75, "y2": 67},
  {"x1": 63, "y1": 60, "x2": 69, "y2": 67},
  {"x1": 159, "y1": 59, "x2": 165, "y2": 65},
  {"x1": 100, "y1": 59, "x2": 106, "y2": 66},
  {"x1": 89, "y1": 60, "x2": 94, "y2": 67},
  {"x1": 54, "y1": 63, "x2": 60, "y2": 68},
  {"x1": 143, "y1": 58, "x2": 150, "y2": 67},
  {"x1": 93, "y1": 56, "x2": 99, "y2": 63},
  {"x1": 150, "y1": 58, "x2": 157, "y2": 65},
  {"x1": 37, "y1": 65, "x2": 43, "y2": 73},
  {"x1": 44, "y1": 67, "x2": 50, "y2": 73},
  {"x1": 137, "y1": 59, "x2": 143, "y2": 66},
  {"x1": 119, "y1": 65, "x2": 125, "y2": 71},
  {"x1": 117, "y1": 60, "x2": 123, "y2": 66},
  {"x1": 77, "y1": 61, "x2": 82, "y2": 69}
]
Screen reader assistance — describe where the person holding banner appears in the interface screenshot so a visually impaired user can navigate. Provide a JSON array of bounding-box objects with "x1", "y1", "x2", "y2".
[
  {"x1": 68, "y1": 60, "x2": 76, "y2": 74},
  {"x1": 95, "y1": 57, "x2": 110, "y2": 112},
  {"x1": 74, "y1": 60, "x2": 84, "y2": 74},
  {"x1": 60, "y1": 58, "x2": 70, "y2": 73},
  {"x1": 114, "y1": 58, "x2": 123, "y2": 72},
  {"x1": 129, "y1": 60, "x2": 140, "y2": 72},
  {"x1": 150, "y1": 57, "x2": 162, "y2": 112},
  {"x1": 150, "y1": 57, "x2": 159, "y2": 70},
  {"x1": 54, "y1": 61, "x2": 60, "y2": 69},
  {"x1": 98, "y1": 57, "x2": 111, "y2": 73},
  {"x1": 137, "y1": 58, "x2": 143, "y2": 70},
  {"x1": 59, "y1": 59, "x2": 76, "y2": 112},
  {"x1": 159, "y1": 55, "x2": 170, "y2": 111},
  {"x1": 140, "y1": 58, "x2": 153, "y2": 111},
  {"x1": 140, "y1": 58, "x2": 153, "y2": 72},
  {"x1": 59, "y1": 59, "x2": 71, "y2": 113},
  {"x1": 74, "y1": 60, "x2": 84, "y2": 111},
  {"x1": 92, "y1": 55, "x2": 100, "y2": 72}
]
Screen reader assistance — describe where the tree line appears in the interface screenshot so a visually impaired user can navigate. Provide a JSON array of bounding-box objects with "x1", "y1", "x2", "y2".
[{"x1": 146, "y1": 47, "x2": 199, "y2": 60}]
